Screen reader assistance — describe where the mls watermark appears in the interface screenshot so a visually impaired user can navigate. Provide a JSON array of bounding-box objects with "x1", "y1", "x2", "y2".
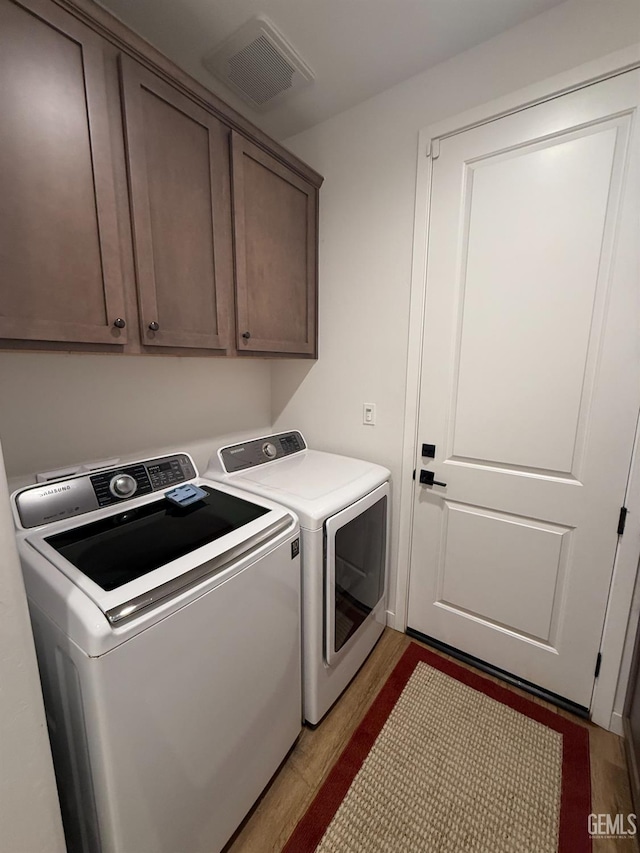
[{"x1": 588, "y1": 813, "x2": 637, "y2": 839}]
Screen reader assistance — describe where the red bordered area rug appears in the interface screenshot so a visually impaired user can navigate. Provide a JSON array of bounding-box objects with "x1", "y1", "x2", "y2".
[{"x1": 284, "y1": 642, "x2": 591, "y2": 853}]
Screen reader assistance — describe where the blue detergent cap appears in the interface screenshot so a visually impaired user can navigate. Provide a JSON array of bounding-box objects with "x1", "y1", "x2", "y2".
[{"x1": 165, "y1": 484, "x2": 208, "y2": 507}]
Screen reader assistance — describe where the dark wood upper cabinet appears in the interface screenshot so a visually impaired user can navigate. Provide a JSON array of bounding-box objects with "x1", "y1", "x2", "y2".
[
  {"x1": 120, "y1": 57, "x2": 233, "y2": 351},
  {"x1": 0, "y1": 0, "x2": 127, "y2": 345},
  {"x1": 231, "y1": 133, "x2": 318, "y2": 358},
  {"x1": 0, "y1": 0, "x2": 322, "y2": 357}
]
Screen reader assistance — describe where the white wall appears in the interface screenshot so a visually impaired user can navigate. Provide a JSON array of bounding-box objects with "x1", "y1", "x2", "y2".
[
  {"x1": 271, "y1": 0, "x2": 640, "y2": 619},
  {"x1": 0, "y1": 353, "x2": 272, "y2": 484},
  {"x1": 0, "y1": 439, "x2": 66, "y2": 853}
]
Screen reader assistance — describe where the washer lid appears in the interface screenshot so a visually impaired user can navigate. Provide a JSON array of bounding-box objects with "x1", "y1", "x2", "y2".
[
  {"x1": 23, "y1": 481, "x2": 294, "y2": 629},
  {"x1": 223, "y1": 450, "x2": 390, "y2": 529}
]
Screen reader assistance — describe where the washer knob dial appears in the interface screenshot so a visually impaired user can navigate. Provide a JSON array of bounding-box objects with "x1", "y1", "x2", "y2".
[
  {"x1": 109, "y1": 473, "x2": 137, "y2": 499},
  {"x1": 262, "y1": 442, "x2": 277, "y2": 459}
]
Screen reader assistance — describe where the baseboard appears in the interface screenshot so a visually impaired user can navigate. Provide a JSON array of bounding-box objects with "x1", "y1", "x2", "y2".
[{"x1": 610, "y1": 711, "x2": 625, "y2": 736}]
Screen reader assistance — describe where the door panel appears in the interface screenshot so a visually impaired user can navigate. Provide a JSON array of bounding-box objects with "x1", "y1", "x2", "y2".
[
  {"x1": 0, "y1": 0, "x2": 126, "y2": 344},
  {"x1": 120, "y1": 56, "x2": 233, "y2": 350},
  {"x1": 408, "y1": 70, "x2": 640, "y2": 709},
  {"x1": 437, "y1": 502, "x2": 571, "y2": 644},
  {"x1": 452, "y1": 125, "x2": 618, "y2": 475}
]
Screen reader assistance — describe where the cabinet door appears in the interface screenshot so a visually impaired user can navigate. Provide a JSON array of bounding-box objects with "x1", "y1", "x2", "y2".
[
  {"x1": 231, "y1": 134, "x2": 317, "y2": 357},
  {"x1": 120, "y1": 57, "x2": 233, "y2": 351},
  {"x1": 0, "y1": 0, "x2": 127, "y2": 344}
]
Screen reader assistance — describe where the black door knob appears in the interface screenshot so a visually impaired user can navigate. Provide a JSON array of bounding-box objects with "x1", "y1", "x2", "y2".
[
  {"x1": 148, "y1": 321, "x2": 159, "y2": 332},
  {"x1": 113, "y1": 318, "x2": 126, "y2": 329},
  {"x1": 242, "y1": 331, "x2": 251, "y2": 340}
]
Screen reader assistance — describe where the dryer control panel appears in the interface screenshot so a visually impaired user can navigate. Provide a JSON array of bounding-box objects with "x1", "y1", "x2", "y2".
[
  {"x1": 15, "y1": 454, "x2": 197, "y2": 528},
  {"x1": 219, "y1": 432, "x2": 307, "y2": 473}
]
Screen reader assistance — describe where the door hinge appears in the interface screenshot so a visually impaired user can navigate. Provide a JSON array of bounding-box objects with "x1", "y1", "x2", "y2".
[
  {"x1": 427, "y1": 138, "x2": 440, "y2": 160},
  {"x1": 594, "y1": 652, "x2": 602, "y2": 679},
  {"x1": 618, "y1": 506, "x2": 628, "y2": 535}
]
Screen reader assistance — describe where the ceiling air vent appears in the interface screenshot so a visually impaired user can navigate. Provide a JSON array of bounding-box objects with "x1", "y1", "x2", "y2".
[{"x1": 203, "y1": 16, "x2": 314, "y2": 111}]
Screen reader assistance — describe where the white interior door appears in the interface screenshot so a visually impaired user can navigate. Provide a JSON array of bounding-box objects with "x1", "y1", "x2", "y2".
[{"x1": 407, "y1": 69, "x2": 640, "y2": 710}]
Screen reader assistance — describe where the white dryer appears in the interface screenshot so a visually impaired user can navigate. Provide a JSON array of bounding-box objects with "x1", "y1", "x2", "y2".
[{"x1": 207, "y1": 431, "x2": 390, "y2": 725}]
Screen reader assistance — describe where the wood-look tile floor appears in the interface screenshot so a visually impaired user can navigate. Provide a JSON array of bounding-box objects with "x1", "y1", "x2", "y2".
[{"x1": 225, "y1": 628, "x2": 637, "y2": 853}]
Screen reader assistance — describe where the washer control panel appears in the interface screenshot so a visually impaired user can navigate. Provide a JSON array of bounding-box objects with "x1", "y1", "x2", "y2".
[
  {"x1": 220, "y1": 431, "x2": 306, "y2": 473},
  {"x1": 92, "y1": 463, "x2": 153, "y2": 507},
  {"x1": 146, "y1": 457, "x2": 194, "y2": 491},
  {"x1": 15, "y1": 454, "x2": 197, "y2": 528},
  {"x1": 91, "y1": 455, "x2": 194, "y2": 506}
]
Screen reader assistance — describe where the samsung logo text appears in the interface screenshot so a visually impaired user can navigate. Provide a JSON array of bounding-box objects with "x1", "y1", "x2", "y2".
[{"x1": 39, "y1": 485, "x2": 72, "y2": 497}]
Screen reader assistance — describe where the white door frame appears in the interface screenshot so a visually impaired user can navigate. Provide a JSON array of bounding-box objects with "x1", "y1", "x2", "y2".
[{"x1": 393, "y1": 45, "x2": 640, "y2": 732}]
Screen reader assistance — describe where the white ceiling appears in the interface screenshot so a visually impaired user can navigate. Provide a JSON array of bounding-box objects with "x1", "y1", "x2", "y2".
[{"x1": 98, "y1": 0, "x2": 568, "y2": 140}]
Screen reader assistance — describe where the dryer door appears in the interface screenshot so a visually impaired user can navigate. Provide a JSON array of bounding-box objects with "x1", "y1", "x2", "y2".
[{"x1": 325, "y1": 482, "x2": 388, "y2": 665}]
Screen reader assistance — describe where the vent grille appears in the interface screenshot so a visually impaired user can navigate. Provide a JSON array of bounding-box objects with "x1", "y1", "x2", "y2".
[
  {"x1": 203, "y1": 16, "x2": 314, "y2": 111},
  {"x1": 228, "y1": 35, "x2": 295, "y2": 106}
]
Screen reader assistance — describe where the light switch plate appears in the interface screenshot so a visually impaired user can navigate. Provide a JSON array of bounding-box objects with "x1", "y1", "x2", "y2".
[{"x1": 363, "y1": 403, "x2": 376, "y2": 425}]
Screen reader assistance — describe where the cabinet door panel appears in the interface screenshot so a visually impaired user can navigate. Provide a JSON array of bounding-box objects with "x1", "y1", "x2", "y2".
[
  {"x1": 232, "y1": 134, "x2": 317, "y2": 357},
  {"x1": 120, "y1": 57, "x2": 232, "y2": 350},
  {"x1": 0, "y1": 0, "x2": 127, "y2": 344}
]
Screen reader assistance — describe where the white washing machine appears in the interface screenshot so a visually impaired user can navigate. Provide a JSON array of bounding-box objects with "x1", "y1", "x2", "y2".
[
  {"x1": 207, "y1": 431, "x2": 390, "y2": 725},
  {"x1": 12, "y1": 452, "x2": 302, "y2": 853}
]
